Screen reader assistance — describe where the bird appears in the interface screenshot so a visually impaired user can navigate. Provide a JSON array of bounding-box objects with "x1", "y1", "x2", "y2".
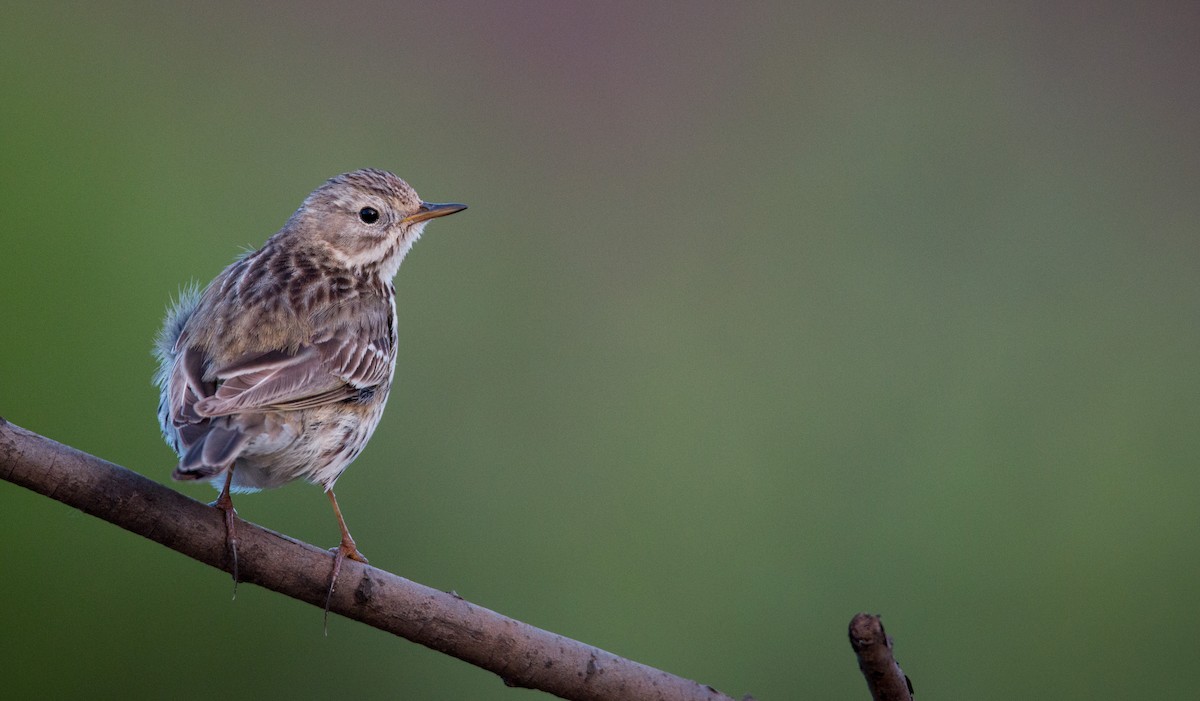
[{"x1": 153, "y1": 168, "x2": 465, "y2": 603}]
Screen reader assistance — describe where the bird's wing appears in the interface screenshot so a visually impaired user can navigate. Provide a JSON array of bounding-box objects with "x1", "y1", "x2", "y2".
[{"x1": 190, "y1": 328, "x2": 394, "y2": 417}]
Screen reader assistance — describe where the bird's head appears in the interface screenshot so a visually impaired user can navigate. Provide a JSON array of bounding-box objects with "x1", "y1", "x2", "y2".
[{"x1": 285, "y1": 168, "x2": 466, "y2": 278}]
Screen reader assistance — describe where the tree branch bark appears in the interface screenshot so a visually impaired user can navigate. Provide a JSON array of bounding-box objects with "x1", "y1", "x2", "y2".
[
  {"x1": 848, "y1": 613, "x2": 913, "y2": 701},
  {"x1": 0, "y1": 417, "x2": 740, "y2": 701}
]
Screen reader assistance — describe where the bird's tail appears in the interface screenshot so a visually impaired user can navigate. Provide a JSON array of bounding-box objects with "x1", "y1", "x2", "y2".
[{"x1": 172, "y1": 424, "x2": 249, "y2": 480}]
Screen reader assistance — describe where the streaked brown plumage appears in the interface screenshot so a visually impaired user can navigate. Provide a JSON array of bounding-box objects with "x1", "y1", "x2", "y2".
[{"x1": 154, "y1": 168, "x2": 465, "y2": 593}]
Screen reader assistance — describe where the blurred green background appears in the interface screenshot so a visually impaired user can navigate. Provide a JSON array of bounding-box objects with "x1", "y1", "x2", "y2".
[{"x1": 2, "y1": 2, "x2": 1198, "y2": 699}]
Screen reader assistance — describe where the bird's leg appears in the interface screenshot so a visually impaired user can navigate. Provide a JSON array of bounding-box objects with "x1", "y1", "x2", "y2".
[
  {"x1": 324, "y1": 488, "x2": 368, "y2": 633},
  {"x1": 209, "y1": 467, "x2": 240, "y2": 594}
]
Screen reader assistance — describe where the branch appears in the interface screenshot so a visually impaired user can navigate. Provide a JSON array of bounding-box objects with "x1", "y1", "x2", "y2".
[
  {"x1": 848, "y1": 613, "x2": 913, "y2": 701},
  {"x1": 0, "y1": 417, "x2": 740, "y2": 701}
]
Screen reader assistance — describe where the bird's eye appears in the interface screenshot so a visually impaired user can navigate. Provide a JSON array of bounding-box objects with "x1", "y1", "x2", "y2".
[{"x1": 358, "y1": 207, "x2": 380, "y2": 224}]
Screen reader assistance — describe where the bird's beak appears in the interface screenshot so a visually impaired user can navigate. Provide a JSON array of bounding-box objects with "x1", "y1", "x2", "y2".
[{"x1": 402, "y1": 202, "x2": 468, "y2": 224}]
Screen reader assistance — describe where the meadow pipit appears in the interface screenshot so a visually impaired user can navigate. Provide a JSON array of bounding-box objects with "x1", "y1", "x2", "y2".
[{"x1": 154, "y1": 168, "x2": 465, "y2": 599}]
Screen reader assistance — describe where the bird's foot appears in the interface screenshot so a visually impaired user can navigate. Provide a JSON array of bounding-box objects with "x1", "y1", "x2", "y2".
[
  {"x1": 334, "y1": 539, "x2": 369, "y2": 564},
  {"x1": 323, "y1": 537, "x2": 368, "y2": 634},
  {"x1": 209, "y1": 490, "x2": 240, "y2": 596}
]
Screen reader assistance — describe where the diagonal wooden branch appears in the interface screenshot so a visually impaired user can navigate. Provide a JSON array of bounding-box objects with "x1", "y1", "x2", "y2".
[
  {"x1": 0, "y1": 417, "x2": 739, "y2": 701},
  {"x1": 848, "y1": 613, "x2": 913, "y2": 701}
]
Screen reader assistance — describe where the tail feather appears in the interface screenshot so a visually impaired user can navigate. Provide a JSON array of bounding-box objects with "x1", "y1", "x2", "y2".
[
  {"x1": 174, "y1": 424, "x2": 248, "y2": 479},
  {"x1": 172, "y1": 461, "x2": 222, "y2": 482},
  {"x1": 201, "y1": 426, "x2": 249, "y2": 467}
]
